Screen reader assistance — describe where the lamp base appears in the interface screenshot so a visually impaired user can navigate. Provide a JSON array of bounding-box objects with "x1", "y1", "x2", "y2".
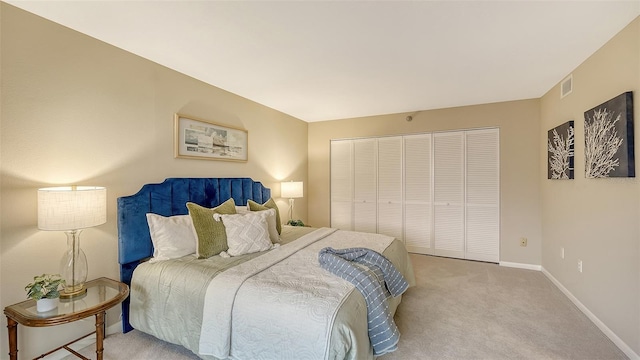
[
  {"x1": 60, "y1": 286, "x2": 87, "y2": 300},
  {"x1": 60, "y1": 230, "x2": 88, "y2": 301},
  {"x1": 288, "y1": 198, "x2": 295, "y2": 222}
]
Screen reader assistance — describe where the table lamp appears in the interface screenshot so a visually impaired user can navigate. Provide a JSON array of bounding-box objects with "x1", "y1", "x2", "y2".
[
  {"x1": 281, "y1": 181, "x2": 303, "y2": 222},
  {"x1": 38, "y1": 186, "x2": 106, "y2": 299}
]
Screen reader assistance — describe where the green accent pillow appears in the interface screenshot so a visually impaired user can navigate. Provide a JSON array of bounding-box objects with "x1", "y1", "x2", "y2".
[
  {"x1": 248, "y1": 198, "x2": 282, "y2": 234},
  {"x1": 187, "y1": 198, "x2": 237, "y2": 259}
]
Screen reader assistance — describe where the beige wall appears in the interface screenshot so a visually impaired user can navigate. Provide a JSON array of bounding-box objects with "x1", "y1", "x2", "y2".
[
  {"x1": 308, "y1": 99, "x2": 542, "y2": 266},
  {"x1": 0, "y1": 5, "x2": 307, "y2": 358},
  {"x1": 540, "y1": 17, "x2": 640, "y2": 355},
  {"x1": 2, "y1": 1, "x2": 638, "y2": 358},
  {"x1": 0, "y1": 4, "x2": 3, "y2": 350}
]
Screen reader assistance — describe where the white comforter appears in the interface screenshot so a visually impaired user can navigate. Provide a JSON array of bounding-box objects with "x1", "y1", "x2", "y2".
[{"x1": 131, "y1": 227, "x2": 415, "y2": 360}]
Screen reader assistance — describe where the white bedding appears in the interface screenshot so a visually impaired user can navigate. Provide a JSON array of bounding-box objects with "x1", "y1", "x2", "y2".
[{"x1": 130, "y1": 227, "x2": 415, "y2": 360}]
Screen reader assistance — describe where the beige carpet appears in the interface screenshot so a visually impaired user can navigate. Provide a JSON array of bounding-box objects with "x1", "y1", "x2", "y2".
[{"x1": 70, "y1": 254, "x2": 627, "y2": 359}]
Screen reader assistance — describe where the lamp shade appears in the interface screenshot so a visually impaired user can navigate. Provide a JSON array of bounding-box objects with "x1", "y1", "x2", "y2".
[
  {"x1": 281, "y1": 181, "x2": 303, "y2": 199},
  {"x1": 38, "y1": 186, "x2": 107, "y2": 231}
]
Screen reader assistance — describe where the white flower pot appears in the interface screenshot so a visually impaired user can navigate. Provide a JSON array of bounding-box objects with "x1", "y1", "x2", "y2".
[{"x1": 36, "y1": 298, "x2": 58, "y2": 313}]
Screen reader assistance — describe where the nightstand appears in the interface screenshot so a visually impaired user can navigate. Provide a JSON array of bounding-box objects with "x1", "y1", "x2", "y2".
[{"x1": 4, "y1": 277, "x2": 129, "y2": 360}]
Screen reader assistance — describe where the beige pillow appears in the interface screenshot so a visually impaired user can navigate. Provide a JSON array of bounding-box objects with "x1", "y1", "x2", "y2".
[
  {"x1": 253, "y1": 208, "x2": 279, "y2": 243},
  {"x1": 248, "y1": 198, "x2": 282, "y2": 234},
  {"x1": 187, "y1": 198, "x2": 237, "y2": 258}
]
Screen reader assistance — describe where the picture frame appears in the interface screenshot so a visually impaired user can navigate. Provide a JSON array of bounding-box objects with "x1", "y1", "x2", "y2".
[
  {"x1": 584, "y1": 91, "x2": 634, "y2": 178},
  {"x1": 547, "y1": 120, "x2": 575, "y2": 180},
  {"x1": 174, "y1": 114, "x2": 248, "y2": 162}
]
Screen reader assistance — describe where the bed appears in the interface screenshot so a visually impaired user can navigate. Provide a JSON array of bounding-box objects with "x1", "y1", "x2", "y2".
[{"x1": 117, "y1": 177, "x2": 415, "y2": 359}]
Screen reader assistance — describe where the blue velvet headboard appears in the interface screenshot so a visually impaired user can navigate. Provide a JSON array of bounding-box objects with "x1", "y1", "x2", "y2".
[{"x1": 117, "y1": 177, "x2": 270, "y2": 332}]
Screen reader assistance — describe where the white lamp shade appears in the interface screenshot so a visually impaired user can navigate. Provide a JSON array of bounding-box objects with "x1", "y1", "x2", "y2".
[
  {"x1": 281, "y1": 181, "x2": 303, "y2": 199},
  {"x1": 38, "y1": 186, "x2": 107, "y2": 231}
]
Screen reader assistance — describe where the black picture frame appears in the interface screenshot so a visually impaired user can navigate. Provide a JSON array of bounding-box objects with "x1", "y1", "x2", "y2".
[
  {"x1": 584, "y1": 91, "x2": 634, "y2": 178},
  {"x1": 547, "y1": 120, "x2": 575, "y2": 179}
]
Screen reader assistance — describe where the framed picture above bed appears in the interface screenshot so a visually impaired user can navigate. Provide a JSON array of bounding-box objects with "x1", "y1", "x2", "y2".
[{"x1": 174, "y1": 114, "x2": 248, "y2": 162}]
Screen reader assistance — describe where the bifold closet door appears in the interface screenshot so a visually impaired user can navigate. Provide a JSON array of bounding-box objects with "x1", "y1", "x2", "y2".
[
  {"x1": 404, "y1": 134, "x2": 433, "y2": 254},
  {"x1": 377, "y1": 137, "x2": 403, "y2": 241},
  {"x1": 353, "y1": 139, "x2": 377, "y2": 233},
  {"x1": 330, "y1": 140, "x2": 353, "y2": 230},
  {"x1": 465, "y1": 129, "x2": 500, "y2": 262},
  {"x1": 433, "y1": 132, "x2": 465, "y2": 259},
  {"x1": 331, "y1": 129, "x2": 499, "y2": 262}
]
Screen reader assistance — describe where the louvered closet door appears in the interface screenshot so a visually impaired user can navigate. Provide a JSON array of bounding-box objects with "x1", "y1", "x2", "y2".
[
  {"x1": 353, "y1": 139, "x2": 377, "y2": 233},
  {"x1": 404, "y1": 134, "x2": 433, "y2": 254},
  {"x1": 433, "y1": 132, "x2": 465, "y2": 259},
  {"x1": 465, "y1": 129, "x2": 500, "y2": 262},
  {"x1": 377, "y1": 137, "x2": 403, "y2": 241},
  {"x1": 330, "y1": 140, "x2": 353, "y2": 230}
]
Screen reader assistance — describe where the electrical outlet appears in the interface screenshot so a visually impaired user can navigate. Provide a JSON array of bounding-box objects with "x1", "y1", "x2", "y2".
[
  {"x1": 520, "y1": 237, "x2": 527, "y2": 247},
  {"x1": 561, "y1": 247, "x2": 565, "y2": 259},
  {"x1": 578, "y1": 260, "x2": 583, "y2": 273}
]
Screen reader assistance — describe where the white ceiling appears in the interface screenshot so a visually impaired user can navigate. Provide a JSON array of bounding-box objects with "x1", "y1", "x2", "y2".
[{"x1": 5, "y1": 1, "x2": 640, "y2": 122}]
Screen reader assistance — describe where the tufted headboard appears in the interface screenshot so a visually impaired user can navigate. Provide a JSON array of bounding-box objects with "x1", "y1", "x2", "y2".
[{"x1": 117, "y1": 177, "x2": 270, "y2": 332}]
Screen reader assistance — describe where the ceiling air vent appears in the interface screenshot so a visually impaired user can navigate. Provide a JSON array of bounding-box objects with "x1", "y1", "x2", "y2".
[{"x1": 561, "y1": 74, "x2": 573, "y2": 98}]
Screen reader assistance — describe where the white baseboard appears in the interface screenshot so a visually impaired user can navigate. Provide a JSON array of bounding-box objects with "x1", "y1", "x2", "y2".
[
  {"x1": 541, "y1": 267, "x2": 639, "y2": 360},
  {"x1": 499, "y1": 261, "x2": 542, "y2": 271},
  {"x1": 499, "y1": 263, "x2": 638, "y2": 358},
  {"x1": 107, "y1": 320, "x2": 123, "y2": 335}
]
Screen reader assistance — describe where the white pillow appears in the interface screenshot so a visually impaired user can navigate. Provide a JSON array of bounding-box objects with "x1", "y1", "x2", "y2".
[
  {"x1": 235, "y1": 205, "x2": 250, "y2": 214},
  {"x1": 214, "y1": 211, "x2": 274, "y2": 257},
  {"x1": 233, "y1": 207, "x2": 278, "y2": 242},
  {"x1": 146, "y1": 213, "x2": 197, "y2": 262}
]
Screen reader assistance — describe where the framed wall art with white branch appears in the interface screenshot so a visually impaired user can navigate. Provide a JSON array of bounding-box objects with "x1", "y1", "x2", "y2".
[
  {"x1": 584, "y1": 91, "x2": 634, "y2": 178},
  {"x1": 547, "y1": 120, "x2": 575, "y2": 179}
]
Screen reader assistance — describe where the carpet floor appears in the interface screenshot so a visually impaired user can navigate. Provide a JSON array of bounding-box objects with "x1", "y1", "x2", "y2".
[{"x1": 69, "y1": 254, "x2": 627, "y2": 359}]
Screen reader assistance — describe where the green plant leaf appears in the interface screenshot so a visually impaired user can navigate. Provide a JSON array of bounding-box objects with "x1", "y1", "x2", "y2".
[{"x1": 25, "y1": 273, "x2": 64, "y2": 300}]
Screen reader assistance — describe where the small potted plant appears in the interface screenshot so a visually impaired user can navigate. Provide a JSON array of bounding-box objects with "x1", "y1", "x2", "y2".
[{"x1": 25, "y1": 274, "x2": 65, "y2": 312}]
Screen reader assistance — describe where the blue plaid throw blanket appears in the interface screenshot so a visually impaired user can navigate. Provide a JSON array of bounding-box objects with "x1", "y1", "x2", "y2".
[{"x1": 318, "y1": 247, "x2": 409, "y2": 356}]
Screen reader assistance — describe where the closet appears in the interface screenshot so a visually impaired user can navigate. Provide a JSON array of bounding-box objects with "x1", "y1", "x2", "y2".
[{"x1": 330, "y1": 128, "x2": 499, "y2": 263}]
